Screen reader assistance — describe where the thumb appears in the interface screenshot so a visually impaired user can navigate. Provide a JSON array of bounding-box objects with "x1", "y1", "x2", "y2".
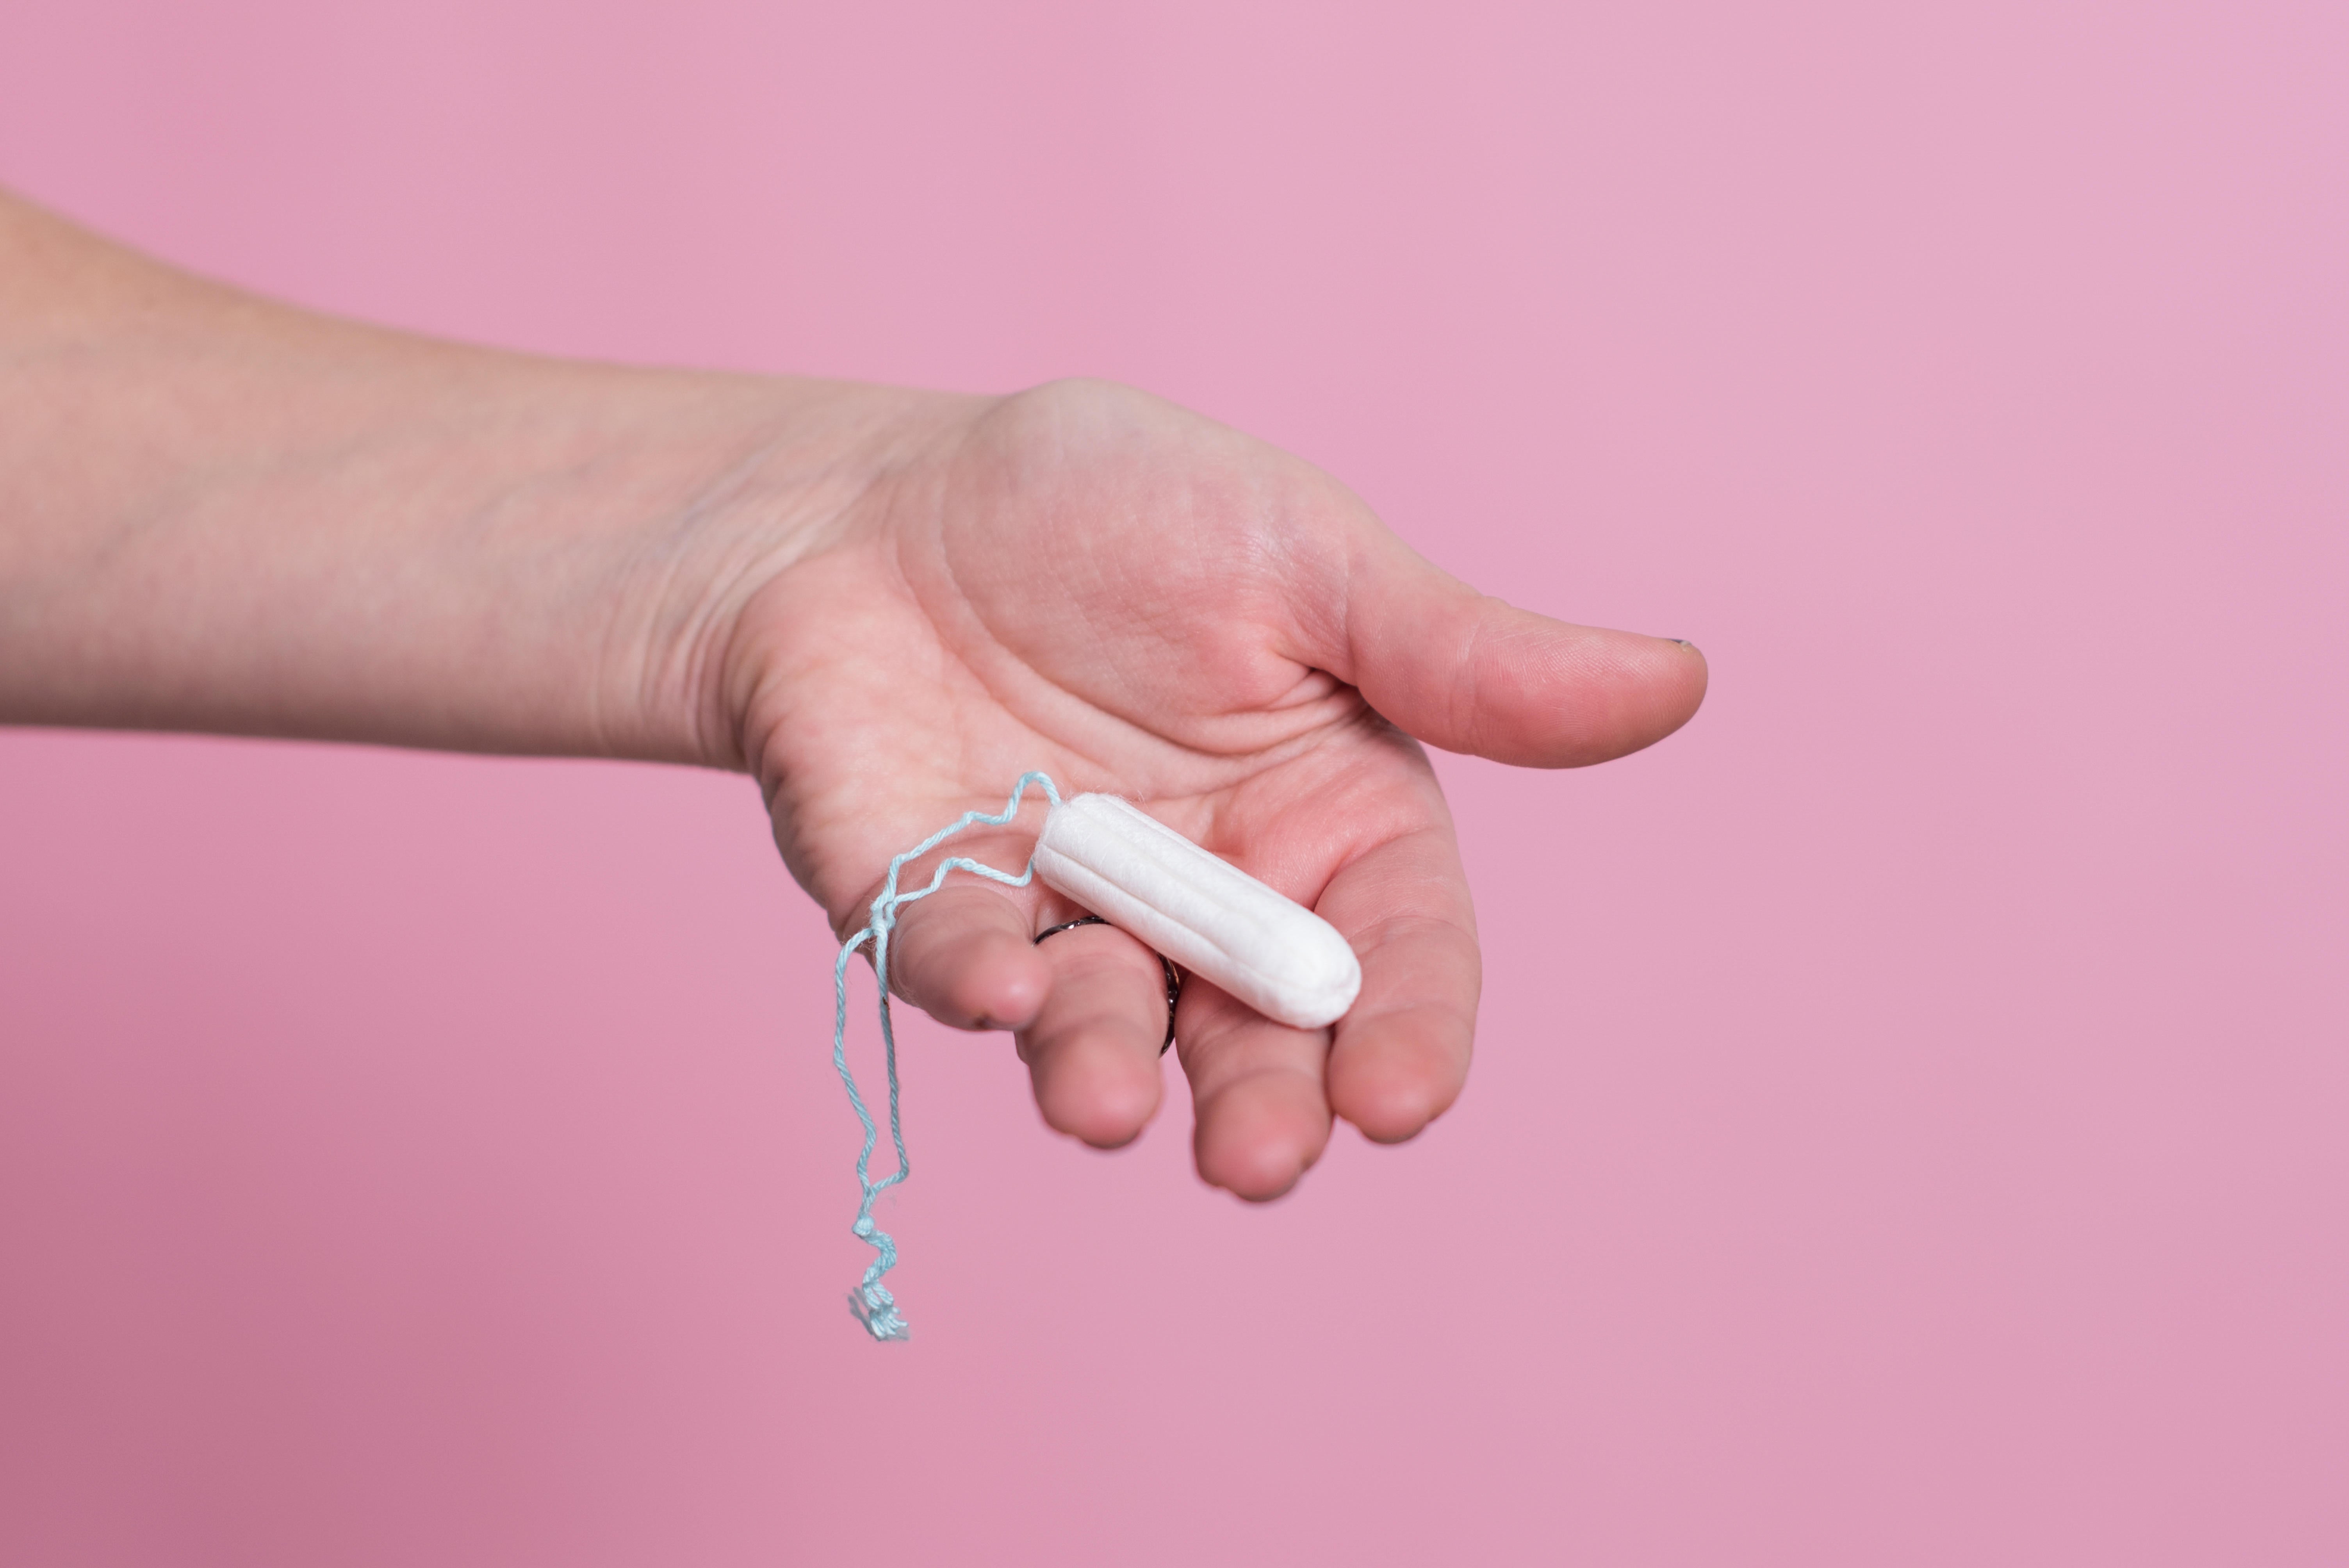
[{"x1": 1324, "y1": 534, "x2": 1708, "y2": 768}]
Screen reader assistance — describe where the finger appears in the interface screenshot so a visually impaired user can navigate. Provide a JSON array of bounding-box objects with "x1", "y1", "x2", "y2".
[
  {"x1": 1177, "y1": 982, "x2": 1334, "y2": 1201},
  {"x1": 1314, "y1": 528, "x2": 1708, "y2": 768},
  {"x1": 1015, "y1": 920, "x2": 1169, "y2": 1149},
  {"x1": 882, "y1": 882, "x2": 1052, "y2": 1031},
  {"x1": 1315, "y1": 823, "x2": 1481, "y2": 1143}
]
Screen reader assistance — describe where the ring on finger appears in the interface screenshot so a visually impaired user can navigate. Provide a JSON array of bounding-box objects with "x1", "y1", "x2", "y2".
[{"x1": 1032, "y1": 914, "x2": 1181, "y2": 1054}]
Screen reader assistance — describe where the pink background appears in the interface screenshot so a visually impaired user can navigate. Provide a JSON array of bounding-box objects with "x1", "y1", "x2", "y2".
[{"x1": 3, "y1": 2, "x2": 2345, "y2": 1562}]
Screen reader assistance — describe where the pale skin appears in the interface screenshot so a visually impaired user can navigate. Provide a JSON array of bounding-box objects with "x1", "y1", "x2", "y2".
[{"x1": 0, "y1": 189, "x2": 1707, "y2": 1200}]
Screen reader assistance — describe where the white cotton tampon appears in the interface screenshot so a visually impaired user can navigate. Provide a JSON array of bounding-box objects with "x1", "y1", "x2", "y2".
[{"x1": 1032, "y1": 793, "x2": 1362, "y2": 1030}]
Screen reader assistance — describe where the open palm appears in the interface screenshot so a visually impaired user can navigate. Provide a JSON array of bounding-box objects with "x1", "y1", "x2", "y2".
[{"x1": 728, "y1": 380, "x2": 1705, "y2": 1199}]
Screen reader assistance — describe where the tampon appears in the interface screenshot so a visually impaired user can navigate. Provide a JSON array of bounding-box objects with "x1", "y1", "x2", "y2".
[{"x1": 1032, "y1": 793, "x2": 1362, "y2": 1030}]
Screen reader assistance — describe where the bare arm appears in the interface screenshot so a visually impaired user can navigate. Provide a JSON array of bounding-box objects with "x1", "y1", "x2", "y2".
[{"x1": 0, "y1": 187, "x2": 893, "y2": 761}]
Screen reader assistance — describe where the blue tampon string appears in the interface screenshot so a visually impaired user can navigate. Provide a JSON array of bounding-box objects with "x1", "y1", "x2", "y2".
[{"x1": 831, "y1": 771, "x2": 1061, "y2": 1341}]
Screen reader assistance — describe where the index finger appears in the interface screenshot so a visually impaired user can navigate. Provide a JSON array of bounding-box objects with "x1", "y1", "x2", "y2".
[{"x1": 1314, "y1": 821, "x2": 1482, "y2": 1143}]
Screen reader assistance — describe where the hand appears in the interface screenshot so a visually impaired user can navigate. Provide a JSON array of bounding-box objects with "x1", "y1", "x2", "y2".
[
  {"x1": 0, "y1": 192, "x2": 1703, "y2": 1200},
  {"x1": 724, "y1": 379, "x2": 1706, "y2": 1199}
]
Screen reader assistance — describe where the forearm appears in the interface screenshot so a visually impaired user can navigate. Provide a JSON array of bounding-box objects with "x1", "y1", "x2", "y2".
[{"x1": 0, "y1": 190, "x2": 915, "y2": 767}]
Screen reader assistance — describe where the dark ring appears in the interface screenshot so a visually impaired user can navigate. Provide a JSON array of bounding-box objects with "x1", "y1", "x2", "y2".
[{"x1": 1032, "y1": 914, "x2": 1182, "y2": 1055}]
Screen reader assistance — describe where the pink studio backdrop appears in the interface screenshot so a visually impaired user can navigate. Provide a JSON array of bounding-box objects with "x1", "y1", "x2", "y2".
[{"x1": 3, "y1": 2, "x2": 2344, "y2": 1564}]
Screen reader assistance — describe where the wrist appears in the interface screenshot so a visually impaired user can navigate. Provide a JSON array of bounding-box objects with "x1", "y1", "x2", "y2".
[{"x1": 608, "y1": 377, "x2": 984, "y2": 773}]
